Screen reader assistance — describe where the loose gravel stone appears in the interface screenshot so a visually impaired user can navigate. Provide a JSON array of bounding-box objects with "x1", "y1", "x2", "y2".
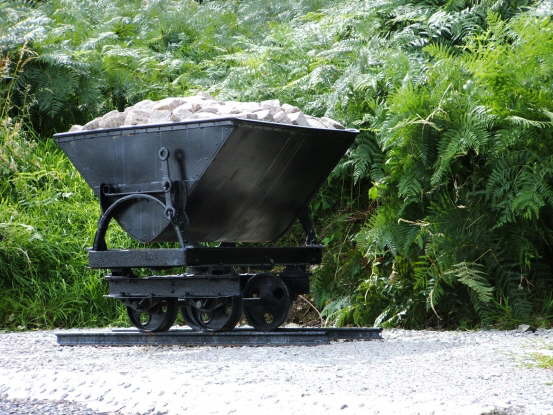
[
  {"x1": 0, "y1": 394, "x2": 124, "y2": 415},
  {"x1": 0, "y1": 328, "x2": 552, "y2": 414},
  {"x1": 67, "y1": 95, "x2": 345, "y2": 132}
]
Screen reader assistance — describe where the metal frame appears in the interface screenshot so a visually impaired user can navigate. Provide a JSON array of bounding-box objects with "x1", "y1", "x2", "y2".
[
  {"x1": 90, "y1": 145, "x2": 318, "y2": 318},
  {"x1": 53, "y1": 119, "x2": 363, "y2": 332},
  {"x1": 89, "y1": 246, "x2": 322, "y2": 269},
  {"x1": 106, "y1": 275, "x2": 241, "y2": 298},
  {"x1": 91, "y1": 145, "x2": 320, "y2": 268}
]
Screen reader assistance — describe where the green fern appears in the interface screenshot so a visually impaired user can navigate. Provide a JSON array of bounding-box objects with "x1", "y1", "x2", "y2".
[
  {"x1": 2, "y1": 0, "x2": 553, "y2": 330},
  {"x1": 445, "y1": 261, "x2": 494, "y2": 303}
]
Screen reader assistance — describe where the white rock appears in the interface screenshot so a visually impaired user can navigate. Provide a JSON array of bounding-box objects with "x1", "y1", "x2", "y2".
[
  {"x1": 218, "y1": 104, "x2": 241, "y2": 114},
  {"x1": 99, "y1": 111, "x2": 126, "y2": 128},
  {"x1": 273, "y1": 111, "x2": 290, "y2": 124},
  {"x1": 102, "y1": 110, "x2": 120, "y2": 118},
  {"x1": 287, "y1": 111, "x2": 309, "y2": 127},
  {"x1": 517, "y1": 324, "x2": 537, "y2": 333},
  {"x1": 149, "y1": 110, "x2": 171, "y2": 124},
  {"x1": 304, "y1": 116, "x2": 327, "y2": 129},
  {"x1": 68, "y1": 124, "x2": 83, "y2": 132},
  {"x1": 201, "y1": 105, "x2": 221, "y2": 114},
  {"x1": 321, "y1": 116, "x2": 345, "y2": 129},
  {"x1": 282, "y1": 103, "x2": 300, "y2": 113},
  {"x1": 242, "y1": 112, "x2": 259, "y2": 120},
  {"x1": 260, "y1": 99, "x2": 280, "y2": 109},
  {"x1": 170, "y1": 107, "x2": 194, "y2": 122},
  {"x1": 68, "y1": 95, "x2": 346, "y2": 132},
  {"x1": 255, "y1": 109, "x2": 273, "y2": 121},
  {"x1": 236, "y1": 102, "x2": 261, "y2": 112},
  {"x1": 253, "y1": 106, "x2": 278, "y2": 117},
  {"x1": 83, "y1": 118, "x2": 102, "y2": 130},
  {"x1": 190, "y1": 112, "x2": 222, "y2": 120},
  {"x1": 124, "y1": 109, "x2": 151, "y2": 126},
  {"x1": 173, "y1": 102, "x2": 201, "y2": 113},
  {"x1": 152, "y1": 98, "x2": 188, "y2": 111}
]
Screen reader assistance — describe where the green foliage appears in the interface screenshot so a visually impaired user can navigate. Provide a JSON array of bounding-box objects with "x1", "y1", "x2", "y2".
[
  {"x1": 354, "y1": 9, "x2": 553, "y2": 328},
  {"x1": 2, "y1": 0, "x2": 553, "y2": 329},
  {"x1": 529, "y1": 352, "x2": 553, "y2": 369},
  {"x1": 0, "y1": 121, "x2": 127, "y2": 328}
]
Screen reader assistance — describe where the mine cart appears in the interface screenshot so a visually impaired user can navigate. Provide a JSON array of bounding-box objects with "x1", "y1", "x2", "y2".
[{"x1": 55, "y1": 118, "x2": 357, "y2": 332}]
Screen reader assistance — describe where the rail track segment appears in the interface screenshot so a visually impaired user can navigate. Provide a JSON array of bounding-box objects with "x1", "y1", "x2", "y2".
[
  {"x1": 54, "y1": 118, "x2": 361, "y2": 334},
  {"x1": 56, "y1": 328, "x2": 383, "y2": 346}
]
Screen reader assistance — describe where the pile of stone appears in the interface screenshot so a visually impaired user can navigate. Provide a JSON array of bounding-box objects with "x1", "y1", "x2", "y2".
[{"x1": 68, "y1": 94, "x2": 345, "y2": 132}]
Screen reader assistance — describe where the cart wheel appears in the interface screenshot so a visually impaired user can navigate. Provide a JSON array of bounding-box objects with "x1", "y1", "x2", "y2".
[
  {"x1": 183, "y1": 297, "x2": 242, "y2": 332},
  {"x1": 126, "y1": 298, "x2": 177, "y2": 332},
  {"x1": 243, "y1": 273, "x2": 291, "y2": 331},
  {"x1": 180, "y1": 303, "x2": 202, "y2": 331}
]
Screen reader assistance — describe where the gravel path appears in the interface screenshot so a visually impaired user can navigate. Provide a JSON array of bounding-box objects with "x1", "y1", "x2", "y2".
[{"x1": 0, "y1": 328, "x2": 552, "y2": 415}]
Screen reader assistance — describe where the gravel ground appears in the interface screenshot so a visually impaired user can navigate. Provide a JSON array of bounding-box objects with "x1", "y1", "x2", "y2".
[{"x1": 0, "y1": 328, "x2": 552, "y2": 415}]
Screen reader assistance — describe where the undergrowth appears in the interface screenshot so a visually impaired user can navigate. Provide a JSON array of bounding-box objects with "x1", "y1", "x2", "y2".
[
  {"x1": 2, "y1": 0, "x2": 553, "y2": 329},
  {"x1": 529, "y1": 353, "x2": 553, "y2": 369}
]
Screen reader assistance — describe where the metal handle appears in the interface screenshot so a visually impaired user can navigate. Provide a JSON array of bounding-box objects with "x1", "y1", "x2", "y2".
[{"x1": 92, "y1": 193, "x2": 186, "y2": 251}]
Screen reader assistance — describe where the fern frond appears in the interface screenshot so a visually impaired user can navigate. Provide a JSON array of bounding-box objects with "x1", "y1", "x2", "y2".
[
  {"x1": 507, "y1": 115, "x2": 552, "y2": 129},
  {"x1": 445, "y1": 261, "x2": 494, "y2": 304}
]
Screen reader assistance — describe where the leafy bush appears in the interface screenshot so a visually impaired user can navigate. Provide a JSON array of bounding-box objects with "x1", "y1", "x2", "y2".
[
  {"x1": 0, "y1": 119, "x2": 123, "y2": 328},
  {"x1": 352, "y1": 12, "x2": 553, "y2": 328},
  {"x1": 1, "y1": 0, "x2": 553, "y2": 329}
]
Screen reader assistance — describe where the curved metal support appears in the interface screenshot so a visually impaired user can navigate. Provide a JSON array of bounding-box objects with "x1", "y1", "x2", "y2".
[{"x1": 93, "y1": 193, "x2": 186, "y2": 251}]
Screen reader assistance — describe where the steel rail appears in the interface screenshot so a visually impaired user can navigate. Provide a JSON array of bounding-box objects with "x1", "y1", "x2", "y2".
[{"x1": 55, "y1": 328, "x2": 382, "y2": 347}]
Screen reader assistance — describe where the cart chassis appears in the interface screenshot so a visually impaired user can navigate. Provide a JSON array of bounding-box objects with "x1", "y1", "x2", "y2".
[{"x1": 90, "y1": 146, "x2": 319, "y2": 331}]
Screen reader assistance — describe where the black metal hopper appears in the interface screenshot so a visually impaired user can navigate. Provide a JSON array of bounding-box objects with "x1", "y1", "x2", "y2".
[
  {"x1": 55, "y1": 117, "x2": 359, "y2": 333},
  {"x1": 54, "y1": 118, "x2": 357, "y2": 243}
]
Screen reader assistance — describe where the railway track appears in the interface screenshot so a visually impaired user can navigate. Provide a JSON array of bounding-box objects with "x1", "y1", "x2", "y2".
[{"x1": 56, "y1": 327, "x2": 383, "y2": 346}]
